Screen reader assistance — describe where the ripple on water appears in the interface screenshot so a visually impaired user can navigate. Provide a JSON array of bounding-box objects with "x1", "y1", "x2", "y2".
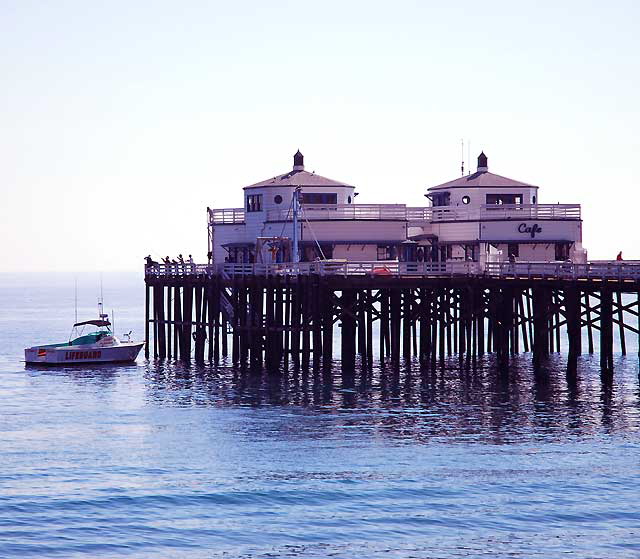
[{"x1": 1, "y1": 303, "x2": 640, "y2": 559}]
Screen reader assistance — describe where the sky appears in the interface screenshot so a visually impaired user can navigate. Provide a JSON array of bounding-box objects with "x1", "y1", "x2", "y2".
[{"x1": 1, "y1": 0, "x2": 639, "y2": 272}]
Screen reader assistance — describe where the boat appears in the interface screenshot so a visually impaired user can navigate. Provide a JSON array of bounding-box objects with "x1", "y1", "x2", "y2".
[{"x1": 24, "y1": 306, "x2": 144, "y2": 365}]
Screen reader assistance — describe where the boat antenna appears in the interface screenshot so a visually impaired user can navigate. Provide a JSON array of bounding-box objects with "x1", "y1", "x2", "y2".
[
  {"x1": 74, "y1": 276, "x2": 78, "y2": 325},
  {"x1": 460, "y1": 139, "x2": 464, "y2": 176},
  {"x1": 98, "y1": 273, "x2": 108, "y2": 321},
  {"x1": 111, "y1": 309, "x2": 115, "y2": 334}
]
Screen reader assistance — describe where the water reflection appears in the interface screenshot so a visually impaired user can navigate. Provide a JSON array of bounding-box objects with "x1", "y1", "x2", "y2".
[
  {"x1": 24, "y1": 362, "x2": 130, "y2": 386},
  {"x1": 143, "y1": 354, "x2": 640, "y2": 443}
]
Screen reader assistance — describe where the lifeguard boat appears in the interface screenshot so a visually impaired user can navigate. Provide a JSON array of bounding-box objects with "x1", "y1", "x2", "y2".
[{"x1": 24, "y1": 307, "x2": 144, "y2": 365}]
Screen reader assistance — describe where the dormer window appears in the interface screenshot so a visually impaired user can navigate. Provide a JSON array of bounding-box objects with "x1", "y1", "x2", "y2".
[{"x1": 246, "y1": 194, "x2": 263, "y2": 212}]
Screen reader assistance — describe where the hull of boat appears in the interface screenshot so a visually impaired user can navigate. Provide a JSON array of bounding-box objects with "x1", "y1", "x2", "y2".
[{"x1": 24, "y1": 342, "x2": 144, "y2": 365}]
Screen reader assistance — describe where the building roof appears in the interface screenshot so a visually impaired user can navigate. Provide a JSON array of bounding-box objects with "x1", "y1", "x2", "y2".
[
  {"x1": 428, "y1": 152, "x2": 537, "y2": 190},
  {"x1": 244, "y1": 150, "x2": 354, "y2": 189},
  {"x1": 244, "y1": 169, "x2": 353, "y2": 189},
  {"x1": 429, "y1": 170, "x2": 536, "y2": 191}
]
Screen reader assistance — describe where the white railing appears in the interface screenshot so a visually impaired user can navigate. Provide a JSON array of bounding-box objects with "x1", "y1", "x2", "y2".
[
  {"x1": 407, "y1": 204, "x2": 581, "y2": 223},
  {"x1": 208, "y1": 208, "x2": 245, "y2": 224},
  {"x1": 208, "y1": 204, "x2": 580, "y2": 225},
  {"x1": 485, "y1": 261, "x2": 640, "y2": 280},
  {"x1": 480, "y1": 204, "x2": 580, "y2": 220},
  {"x1": 258, "y1": 203, "x2": 581, "y2": 223},
  {"x1": 146, "y1": 259, "x2": 640, "y2": 280},
  {"x1": 146, "y1": 261, "x2": 481, "y2": 277},
  {"x1": 265, "y1": 204, "x2": 408, "y2": 222}
]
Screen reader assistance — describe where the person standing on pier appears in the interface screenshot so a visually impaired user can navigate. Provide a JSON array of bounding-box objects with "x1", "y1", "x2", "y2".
[
  {"x1": 188, "y1": 254, "x2": 194, "y2": 273},
  {"x1": 616, "y1": 251, "x2": 623, "y2": 261}
]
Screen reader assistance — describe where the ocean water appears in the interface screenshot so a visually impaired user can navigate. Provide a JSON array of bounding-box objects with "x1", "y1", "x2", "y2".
[{"x1": 1, "y1": 273, "x2": 639, "y2": 558}]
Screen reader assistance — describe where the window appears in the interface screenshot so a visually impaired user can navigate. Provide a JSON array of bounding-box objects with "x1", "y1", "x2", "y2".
[
  {"x1": 347, "y1": 195, "x2": 352, "y2": 204},
  {"x1": 377, "y1": 245, "x2": 398, "y2": 260},
  {"x1": 228, "y1": 247, "x2": 252, "y2": 263},
  {"x1": 439, "y1": 245, "x2": 452, "y2": 262},
  {"x1": 432, "y1": 192, "x2": 450, "y2": 207},
  {"x1": 274, "y1": 194, "x2": 283, "y2": 204},
  {"x1": 486, "y1": 194, "x2": 523, "y2": 205},
  {"x1": 555, "y1": 242, "x2": 570, "y2": 261},
  {"x1": 508, "y1": 243, "x2": 519, "y2": 258},
  {"x1": 246, "y1": 194, "x2": 263, "y2": 212},
  {"x1": 464, "y1": 244, "x2": 477, "y2": 261},
  {"x1": 300, "y1": 192, "x2": 337, "y2": 205},
  {"x1": 462, "y1": 195, "x2": 470, "y2": 205},
  {"x1": 532, "y1": 195, "x2": 536, "y2": 204},
  {"x1": 303, "y1": 244, "x2": 333, "y2": 261}
]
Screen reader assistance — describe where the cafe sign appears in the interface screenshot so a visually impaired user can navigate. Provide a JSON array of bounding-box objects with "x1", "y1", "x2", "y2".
[
  {"x1": 517, "y1": 223, "x2": 542, "y2": 238},
  {"x1": 480, "y1": 221, "x2": 578, "y2": 242}
]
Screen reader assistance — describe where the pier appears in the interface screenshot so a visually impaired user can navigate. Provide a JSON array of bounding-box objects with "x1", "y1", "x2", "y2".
[
  {"x1": 144, "y1": 261, "x2": 640, "y2": 375},
  {"x1": 144, "y1": 149, "x2": 639, "y2": 375}
]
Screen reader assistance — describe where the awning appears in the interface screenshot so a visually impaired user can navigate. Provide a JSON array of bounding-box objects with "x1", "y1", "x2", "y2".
[
  {"x1": 74, "y1": 319, "x2": 110, "y2": 328},
  {"x1": 221, "y1": 242, "x2": 254, "y2": 248},
  {"x1": 408, "y1": 233, "x2": 438, "y2": 241},
  {"x1": 299, "y1": 240, "x2": 405, "y2": 246},
  {"x1": 428, "y1": 240, "x2": 575, "y2": 245}
]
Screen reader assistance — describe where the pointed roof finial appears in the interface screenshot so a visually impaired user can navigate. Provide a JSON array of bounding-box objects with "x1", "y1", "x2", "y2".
[
  {"x1": 477, "y1": 151, "x2": 488, "y2": 172},
  {"x1": 293, "y1": 149, "x2": 304, "y2": 171}
]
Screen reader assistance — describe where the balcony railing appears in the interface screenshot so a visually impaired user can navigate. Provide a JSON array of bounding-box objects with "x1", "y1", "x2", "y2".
[
  {"x1": 208, "y1": 208, "x2": 245, "y2": 224},
  {"x1": 260, "y1": 203, "x2": 582, "y2": 223},
  {"x1": 209, "y1": 204, "x2": 581, "y2": 225},
  {"x1": 407, "y1": 204, "x2": 581, "y2": 222},
  {"x1": 265, "y1": 204, "x2": 408, "y2": 222}
]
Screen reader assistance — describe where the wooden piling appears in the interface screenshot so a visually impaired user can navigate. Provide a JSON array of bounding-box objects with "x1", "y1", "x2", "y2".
[
  {"x1": 616, "y1": 291, "x2": 626, "y2": 356},
  {"x1": 144, "y1": 283, "x2": 150, "y2": 359},
  {"x1": 600, "y1": 287, "x2": 614, "y2": 373}
]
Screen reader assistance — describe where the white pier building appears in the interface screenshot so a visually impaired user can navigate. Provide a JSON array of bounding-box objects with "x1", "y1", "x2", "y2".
[{"x1": 208, "y1": 151, "x2": 585, "y2": 269}]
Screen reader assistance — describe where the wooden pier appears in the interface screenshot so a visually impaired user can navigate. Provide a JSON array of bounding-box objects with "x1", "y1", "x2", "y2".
[{"x1": 144, "y1": 261, "x2": 640, "y2": 375}]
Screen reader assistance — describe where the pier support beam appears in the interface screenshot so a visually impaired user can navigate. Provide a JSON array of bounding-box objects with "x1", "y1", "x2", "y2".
[
  {"x1": 600, "y1": 287, "x2": 614, "y2": 374},
  {"x1": 143, "y1": 272, "x2": 636, "y2": 380}
]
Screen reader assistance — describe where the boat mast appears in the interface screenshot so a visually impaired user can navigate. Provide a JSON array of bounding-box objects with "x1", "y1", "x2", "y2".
[{"x1": 292, "y1": 186, "x2": 301, "y2": 264}]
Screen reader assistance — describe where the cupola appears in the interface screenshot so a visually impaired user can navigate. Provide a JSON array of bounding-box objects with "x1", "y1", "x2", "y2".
[
  {"x1": 477, "y1": 152, "x2": 488, "y2": 173},
  {"x1": 293, "y1": 150, "x2": 304, "y2": 171}
]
